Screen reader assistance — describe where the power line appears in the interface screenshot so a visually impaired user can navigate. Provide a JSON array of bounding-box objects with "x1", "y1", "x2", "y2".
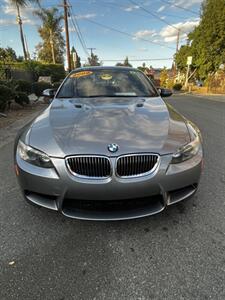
[
  {"x1": 87, "y1": 48, "x2": 96, "y2": 56},
  {"x1": 79, "y1": 18, "x2": 176, "y2": 51},
  {"x1": 160, "y1": 0, "x2": 199, "y2": 16},
  {"x1": 67, "y1": 0, "x2": 90, "y2": 58},
  {"x1": 129, "y1": 0, "x2": 179, "y2": 30},
  {"x1": 92, "y1": 1, "x2": 189, "y2": 22},
  {"x1": 69, "y1": 16, "x2": 89, "y2": 58},
  {"x1": 68, "y1": 11, "x2": 90, "y2": 58}
]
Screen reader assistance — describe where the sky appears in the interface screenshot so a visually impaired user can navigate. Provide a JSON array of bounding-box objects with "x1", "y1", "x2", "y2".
[{"x1": 0, "y1": 0, "x2": 203, "y2": 68}]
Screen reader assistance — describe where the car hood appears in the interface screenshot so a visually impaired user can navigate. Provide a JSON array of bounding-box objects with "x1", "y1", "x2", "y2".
[{"x1": 28, "y1": 97, "x2": 190, "y2": 157}]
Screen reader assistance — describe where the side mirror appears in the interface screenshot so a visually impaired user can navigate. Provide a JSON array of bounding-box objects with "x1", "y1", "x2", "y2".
[
  {"x1": 42, "y1": 89, "x2": 56, "y2": 98},
  {"x1": 159, "y1": 88, "x2": 173, "y2": 98}
]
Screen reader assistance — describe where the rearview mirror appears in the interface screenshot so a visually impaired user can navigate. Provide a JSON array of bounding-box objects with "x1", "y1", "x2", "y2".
[
  {"x1": 159, "y1": 88, "x2": 173, "y2": 98},
  {"x1": 42, "y1": 89, "x2": 56, "y2": 98}
]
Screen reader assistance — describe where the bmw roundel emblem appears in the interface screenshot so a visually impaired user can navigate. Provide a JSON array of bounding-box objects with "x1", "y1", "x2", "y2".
[{"x1": 108, "y1": 143, "x2": 119, "y2": 153}]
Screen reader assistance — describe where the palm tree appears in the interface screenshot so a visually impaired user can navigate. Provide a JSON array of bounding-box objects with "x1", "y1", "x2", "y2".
[
  {"x1": 9, "y1": 0, "x2": 40, "y2": 61},
  {"x1": 34, "y1": 8, "x2": 64, "y2": 64}
]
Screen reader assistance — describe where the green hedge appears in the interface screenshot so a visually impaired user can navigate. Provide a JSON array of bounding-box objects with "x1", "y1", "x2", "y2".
[
  {"x1": 35, "y1": 63, "x2": 65, "y2": 82},
  {"x1": 0, "y1": 61, "x2": 66, "y2": 82}
]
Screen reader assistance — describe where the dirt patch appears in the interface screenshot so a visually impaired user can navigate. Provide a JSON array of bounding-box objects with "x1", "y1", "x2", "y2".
[{"x1": 0, "y1": 103, "x2": 47, "y2": 129}]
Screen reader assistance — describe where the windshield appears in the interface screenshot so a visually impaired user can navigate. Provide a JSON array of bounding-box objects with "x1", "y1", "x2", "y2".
[{"x1": 57, "y1": 69, "x2": 158, "y2": 98}]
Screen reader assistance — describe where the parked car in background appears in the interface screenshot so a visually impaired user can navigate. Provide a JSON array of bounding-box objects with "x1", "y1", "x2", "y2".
[{"x1": 195, "y1": 80, "x2": 204, "y2": 87}]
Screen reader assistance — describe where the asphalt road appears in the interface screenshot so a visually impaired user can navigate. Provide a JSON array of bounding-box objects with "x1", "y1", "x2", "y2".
[{"x1": 0, "y1": 94, "x2": 225, "y2": 300}]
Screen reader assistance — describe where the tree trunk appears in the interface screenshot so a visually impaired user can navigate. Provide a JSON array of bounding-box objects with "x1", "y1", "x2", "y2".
[
  {"x1": 49, "y1": 29, "x2": 56, "y2": 64},
  {"x1": 16, "y1": 3, "x2": 27, "y2": 61}
]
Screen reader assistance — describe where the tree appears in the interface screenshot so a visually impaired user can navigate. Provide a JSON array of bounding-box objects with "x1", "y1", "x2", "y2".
[
  {"x1": 9, "y1": 0, "x2": 40, "y2": 61},
  {"x1": 71, "y1": 46, "x2": 81, "y2": 69},
  {"x1": 34, "y1": 8, "x2": 65, "y2": 64},
  {"x1": 84, "y1": 52, "x2": 101, "y2": 66},
  {"x1": 123, "y1": 56, "x2": 132, "y2": 67},
  {"x1": 160, "y1": 67, "x2": 168, "y2": 87},
  {"x1": 0, "y1": 47, "x2": 17, "y2": 62},
  {"x1": 175, "y1": 0, "x2": 225, "y2": 79},
  {"x1": 175, "y1": 45, "x2": 193, "y2": 72},
  {"x1": 137, "y1": 63, "x2": 147, "y2": 72},
  {"x1": 116, "y1": 56, "x2": 132, "y2": 67}
]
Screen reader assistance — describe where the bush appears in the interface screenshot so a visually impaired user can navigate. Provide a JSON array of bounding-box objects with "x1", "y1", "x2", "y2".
[
  {"x1": 52, "y1": 81, "x2": 62, "y2": 90},
  {"x1": 0, "y1": 80, "x2": 7, "y2": 86},
  {"x1": 32, "y1": 82, "x2": 52, "y2": 97},
  {"x1": 14, "y1": 92, "x2": 30, "y2": 106},
  {"x1": 0, "y1": 85, "x2": 15, "y2": 111},
  {"x1": 15, "y1": 80, "x2": 32, "y2": 94},
  {"x1": 166, "y1": 79, "x2": 174, "y2": 89},
  {"x1": 0, "y1": 80, "x2": 16, "y2": 90},
  {"x1": 173, "y1": 83, "x2": 183, "y2": 91}
]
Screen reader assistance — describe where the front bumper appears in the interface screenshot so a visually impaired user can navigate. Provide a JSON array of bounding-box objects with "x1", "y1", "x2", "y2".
[{"x1": 16, "y1": 151, "x2": 203, "y2": 221}]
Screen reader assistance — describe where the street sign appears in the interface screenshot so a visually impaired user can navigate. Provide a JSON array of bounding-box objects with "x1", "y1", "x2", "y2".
[{"x1": 187, "y1": 56, "x2": 193, "y2": 65}]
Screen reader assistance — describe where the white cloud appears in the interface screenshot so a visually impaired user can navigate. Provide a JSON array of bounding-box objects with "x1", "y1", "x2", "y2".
[
  {"x1": 2, "y1": 0, "x2": 39, "y2": 25},
  {"x1": 157, "y1": 5, "x2": 166, "y2": 12},
  {"x1": 124, "y1": 5, "x2": 139, "y2": 12},
  {"x1": 133, "y1": 29, "x2": 157, "y2": 40},
  {"x1": 75, "y1": 13, "x2": 97, "y2": 20},
  {"x1": 0, "y1": 18, "x2": 16, "y2": 26},
  {"x1": 153, "y1": 39, "x2": 160, "y2": 43},
  {"x1": 138, "y1": 47, "x2": 148, "y2": 52},
  {"x1": 172, "y1": 0, "x2": 203, "y2": 9},
  {"x1": 160, "y1": 19, "x2": 199, "y2": 43}
]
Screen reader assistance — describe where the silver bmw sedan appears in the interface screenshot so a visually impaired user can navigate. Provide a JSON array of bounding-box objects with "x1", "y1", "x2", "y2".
[{"x1": 14, "y1": 67, "x2": 203, "y2": 220}]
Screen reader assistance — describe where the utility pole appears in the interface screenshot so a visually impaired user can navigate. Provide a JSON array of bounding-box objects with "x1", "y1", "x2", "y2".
[
  {"x1": 63, "y1": 0, "x2": 71, "y2": 71},
  {"x1": 49, "y1": 29, "x2": 56, "y2": 64},
  {"x1": 87, "y1": 48, "x2": 96, "y2": 56},
  {"x1": 24, "y1": 34, "x2": 30, "y2": 60},
  {"x1": 16, "y1": 3, "x2": 27, "y2": 61},
  {"x1": 176, "y1": 28, "x2": 181, "y2": 53},
  {"x1": 173, "y1": 28, "x2": 181, "y2": 78}
]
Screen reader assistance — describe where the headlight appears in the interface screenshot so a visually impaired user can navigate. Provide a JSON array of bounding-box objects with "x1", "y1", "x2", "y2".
[
  {"x1": 17, "y1": 141, "x2": 53, "y2": 168},
  {"x1": 171, "y1": 123, "x2": 202, "y2": 164}
]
